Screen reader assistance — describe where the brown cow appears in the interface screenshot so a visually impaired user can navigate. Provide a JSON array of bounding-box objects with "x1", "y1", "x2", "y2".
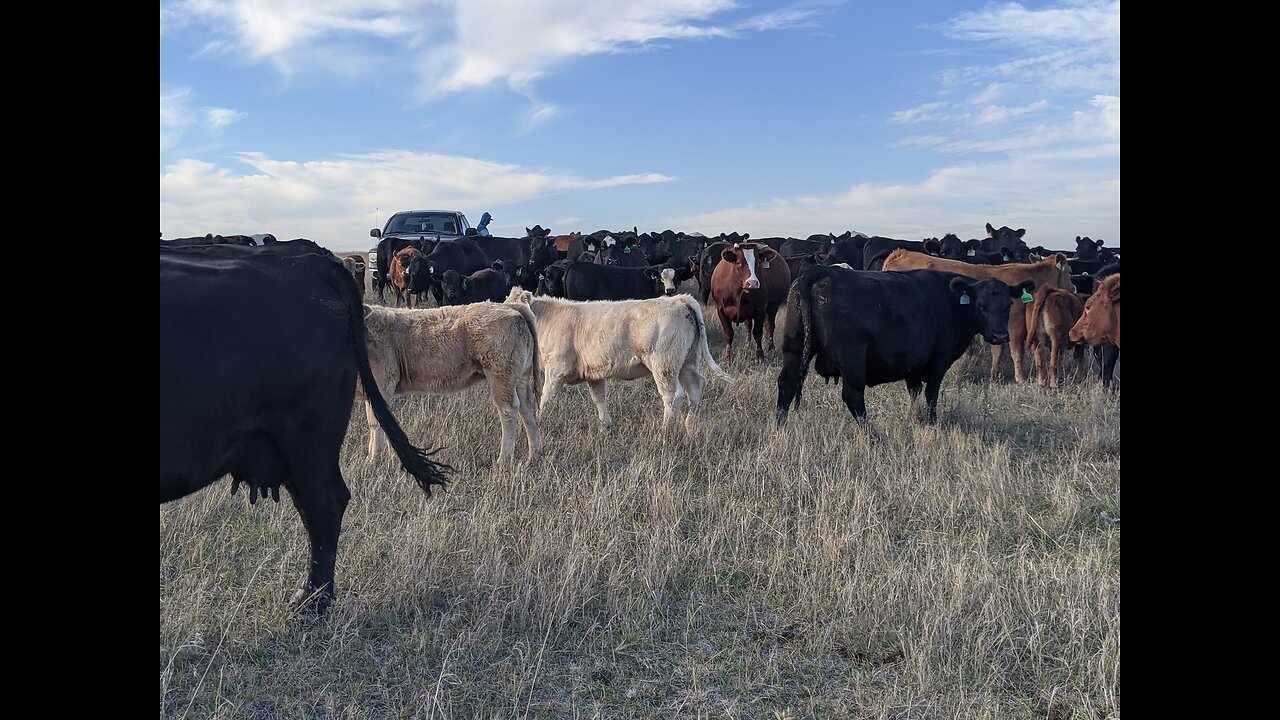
[
  {"x1": 1025, "y1": 286, "x2": 1085, "y2": 388},
  {"x1": 390, "y1": 246, "x2": 421, "y2": 307},
  {"x1": 341, "y1": 254, "x2": 367, "y2": 294},
  {"x1": 710, "y1": 243, "x2": 791, "y2": 362},
  {"x1": 882, "y1": 248, "x2": 1073, "y2": 382},
  {"x1": 1069, "y1": 274, "x2": 1120, "y2": 348}
]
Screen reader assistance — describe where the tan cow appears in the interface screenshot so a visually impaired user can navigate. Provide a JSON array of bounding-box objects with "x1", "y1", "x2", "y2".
[
  {"x1": 390, "y1": 246, "x2": 421, "y2": 307},
  {"x1": 882, "y1": 249, "x2": 1074, "y2": 382},
  {"x1": 1069, "y1": 274, "x2": 1120, "y2": 348},
  {"x1": 360, "y1": 302, "x2": 542, "y2": 463},
  {"x1": 504, "y1": 288, "x2": 731, "y2": 430},
  {"x1": 341, "y1": 254, "x2": 367, "y2": 295},
  {"x1": 1025, "y1": 286, "x2": 1086, "y2": 388}
]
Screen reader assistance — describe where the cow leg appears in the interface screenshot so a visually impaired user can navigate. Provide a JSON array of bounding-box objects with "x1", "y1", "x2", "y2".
[
  {"x1": 923, "y1": 374, "x2": 944, "y2": 424},
  {"x1": 838, "y1": 353, "x2": 869, "y2": 422},
  {"x1": 1070, "y1": 345, "x2": 1086, "y2": 384},
  {"x1": 679, "y1": 365, "x2": 707, "y2": 432},
  {"x1": 516, "y1": 382, "x2": 542, "y2": 459},
  {"x1": 1031, "y1": 343, "x2": 1047, "y2": 386},
  {"x1": 989, "y1": 343, "x2": 1004, "y2": 380},
  {"x1": 750, "y1": 317, "x2": 766, "y2": 362},
  {"x1": 285, "y1": 463, "x2": 351, "y2": 615},
  {"x1": 539, "y1": 369, "x2": 566, "y2": 419},
  {"x1": 717, "y1": 307, "x2": 735, "y2": 362},
  {"x1": 1047, "y1": 337, "x2": 1061, "y2": 389},
  {"x1": 764, "y1": 309, "x2": 778, "y2": 353},
  {"x1": 652, "y1": 368, "x2": 685, "y2": 427},
  {"x1": 906, "y1": 379, "x2": 924, "y2": 420},
  {"x1": 586, "y1": 379, "x2": 611, "y2": 431},
  {"x1": 489, "y1": 378, "x2": 519, "y2": 463},
  {"x1": 776, "y1": 352, "x2": 807, "y2": 425},
  {"x1": 1101, "y1": 345, "x2": 1119, "y2": 388},
  {"x1": 1010, "y1": 326, "x2": 1028, "y2": 384}
]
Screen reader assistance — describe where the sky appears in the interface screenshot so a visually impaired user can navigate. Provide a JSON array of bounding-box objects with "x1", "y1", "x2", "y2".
[{"x1": 160, "y1": 0, "x2": 1120, "y2": 252}]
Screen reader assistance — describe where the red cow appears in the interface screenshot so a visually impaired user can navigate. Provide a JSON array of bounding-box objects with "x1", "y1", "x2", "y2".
[
  {"x1": 390, "y1": 246, "x2": 421, "y2": 307},
  {"x1": 1025, "y1": 286, "x2": 1086, "y2": 388},
  {"x1": 710, "y1": 243, "x2": 791, "y2": 362},
  {"x1": 1069, "y1": 274, "x2": 1120, "y2": 348}
]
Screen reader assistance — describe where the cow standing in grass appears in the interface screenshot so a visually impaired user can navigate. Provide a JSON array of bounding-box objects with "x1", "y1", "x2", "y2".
[
  {"x1": 1025, "y1": 286, "x2": 1087, "y2": 388},
  {"x1": 361, "y1": 302, "x2": 542, "y2": 463},
  {"x1": 505, "y1": 289, "x2": 730, "y2": 431},
  {"x1": 710, "y1": 243, "x2": 791, "y2": 362},
  {"x1": 160, "y1": 241, "x2": 449, "y2": 615},
  {"x1": 777, "y1": 266, "x2": 1034, "y2": 425}
]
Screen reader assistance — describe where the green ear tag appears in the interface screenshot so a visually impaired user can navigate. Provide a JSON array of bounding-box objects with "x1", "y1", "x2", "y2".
[
  {"x1": 1002, "y1": 253, "x2": 1010, "y2": 262},
  {"x1": 1021, "y1": 289, "x2": 1034, "y2": 304},
  {"x1": 623, "y1": 246, "x2": 632, "y2": 253}
]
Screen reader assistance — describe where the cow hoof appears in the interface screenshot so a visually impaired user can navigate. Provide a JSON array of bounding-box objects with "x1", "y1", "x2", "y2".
[{"x1": 290, "y1": 587, "x2": 334, "y2": 617}]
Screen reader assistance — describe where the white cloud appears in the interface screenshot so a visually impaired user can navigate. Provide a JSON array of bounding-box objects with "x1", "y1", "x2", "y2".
[
  {"x1": 667, "y1": 149, "x2": 1120, "y2": 244},
  {"x1": 966, "y1": 82, "x2": 1004, "y2": 104},
  {"x1": 164, "y1": 0, "x2": 818, "y2": 106},
  {"x1": 160, "y1": 88, "x2": 194, "y2": 151},
  {"x1": 891, "y1": 102, "x2": 947, "y2": 124},
  {"x1": 159, "y1": 149, "x2": 673, "y2": 249},
  {"x1": 204, "y1": 107, "x2": 247, "y2": 131},
  {"x1": 897, "y1": 95, "x2": 1118, "y2": 154},
  {"x1": 973, "y1": 99, "x2": 1049, "y2": 124},
  {"x1": 942, "y1": 0, "x2": 1120, "y2": 47}
]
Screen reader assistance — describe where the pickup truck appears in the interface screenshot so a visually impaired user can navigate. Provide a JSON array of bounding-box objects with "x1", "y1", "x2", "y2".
[{"x1": 367, "y1": 210, "x2": 472, "y2": 287}]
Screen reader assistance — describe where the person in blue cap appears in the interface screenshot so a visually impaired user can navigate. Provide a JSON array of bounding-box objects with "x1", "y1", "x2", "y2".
[{"x1": 477, "y1": 211, "x2": 493, "y2": 236}]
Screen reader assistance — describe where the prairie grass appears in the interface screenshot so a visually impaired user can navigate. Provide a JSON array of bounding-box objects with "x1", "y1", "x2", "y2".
[{"x1": 161, "y1": 297, "x2": 1119, "y2": 720}]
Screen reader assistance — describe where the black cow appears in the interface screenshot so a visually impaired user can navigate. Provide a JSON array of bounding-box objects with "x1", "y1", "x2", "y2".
[
  {"x1": 1072, "y1": 236, "x2": 1107, "y2": 262},
  {"x1": 785, "y1": 253, "x2": 821, "y2": 278},
  {"x1": 861, "y1": 236, "x2": 929, "y2": 271},
  {"x1": 490, "y1": 258, "x2": 524, "y2": 289},
  {"x1": 160, "y1": 242, "x2": 449, "y2": 615},
  {"x1": 593, "y1": 234, "x2": 649, "y2": 267},
  {"x1": 536, "y1": 259, "x2": 574, "y2": 296},
  {"x1": 559, "y1": 260, "x2": 671, "y2": 300},
  {"x1": 161, "y1": 233, "x2": 258, "y2": 247},
  {"x1": 980, "y1": 223, "x2": 1031, "y2": 256},
  {"x1": 819, "y1": 235, "x2": 870, "y2": 269},
  {"x1": 777, "y1": 266, "x2": 1034, "y2": 425},
  {"x1": 440, "y1": 266, "x2": 510, "y2": 305},
  {"x1": 922, "y1": 234, "x2": 980, "y2": 260},
  {"x1": 374, "y1": 235, "x2": 430, "y2": 302},
  {"x1": 474, "y1": 235, "x2": 533, "y2": 287},
  {"x1": 406, "y1": 238, "x2": 490, "y2": 305},
  {"x1": 780, "y1": 232, "x2": 852, "y2": 258}
]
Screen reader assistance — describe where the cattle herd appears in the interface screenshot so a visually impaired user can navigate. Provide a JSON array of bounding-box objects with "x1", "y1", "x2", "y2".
[{"x1": 159, "y1": 222, "x2": 1120, "y2": 614}]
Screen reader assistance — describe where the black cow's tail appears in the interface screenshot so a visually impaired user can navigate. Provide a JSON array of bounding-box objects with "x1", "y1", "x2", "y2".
[{"x1": 332, "y1": 261, "x2": 451, "y2": 496}]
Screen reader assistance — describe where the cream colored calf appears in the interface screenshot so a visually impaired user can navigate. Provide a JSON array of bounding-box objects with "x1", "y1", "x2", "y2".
[
  {"x1": 505, "y1": 289, "x2": 730, "y2": 430},
  {"x1": 360, "y1": 302, "x2": 541, "y2": 462}
]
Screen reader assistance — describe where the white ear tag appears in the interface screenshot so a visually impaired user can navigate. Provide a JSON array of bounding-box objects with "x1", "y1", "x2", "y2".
[
  {"x1": 1056, "y1": 261, "x2": 1064, "y2": 270},
  {"x1": 959, "y1": 293, "x2": 970, "y2": 305},
  {"x1": 762, "y1": 259, "x2": 771, "y2": 268},
  {"x1": 967, "y1": 249, "x2": 976, "y2": 256}
]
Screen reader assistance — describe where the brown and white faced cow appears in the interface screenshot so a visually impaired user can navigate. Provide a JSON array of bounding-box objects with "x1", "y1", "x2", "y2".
[
  {"x1": 1069, "y1": 274, "x2": 1120, "y2": 348},
  {"x1": 390, "y1": 246, "x2": 421, "y2": 307},
  {"x1": 709, "y1": 243, "x2": 791, "y2": 362}
]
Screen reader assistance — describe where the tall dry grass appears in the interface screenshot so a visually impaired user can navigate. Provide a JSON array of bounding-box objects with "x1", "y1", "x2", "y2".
[{"x1": 161, "y1": 296, "x2": 1119, "y2": 719}]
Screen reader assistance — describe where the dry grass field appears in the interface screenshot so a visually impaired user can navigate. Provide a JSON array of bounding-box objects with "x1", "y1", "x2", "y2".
[{"x1": 160, "y1": 288, "x2": 1120, "y2": 719}]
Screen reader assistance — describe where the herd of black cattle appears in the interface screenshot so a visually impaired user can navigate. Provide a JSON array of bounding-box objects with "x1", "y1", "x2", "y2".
[{"x1": 159, "y1": 222, "x2": 1120, "y2": 614}]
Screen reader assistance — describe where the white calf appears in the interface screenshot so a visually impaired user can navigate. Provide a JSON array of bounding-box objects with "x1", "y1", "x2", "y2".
[
  {"x1": 361, "y1": 302, "x2": 542, "y2": 462},
  {"x1": 504, "y1": 289, "x2": 730, "y2": 430}
]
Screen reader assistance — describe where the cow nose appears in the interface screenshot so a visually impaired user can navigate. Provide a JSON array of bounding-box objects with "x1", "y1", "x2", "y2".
[
  {"x1": 665, "y1": 289, "x2": 676, "y2": 296},
  {"x1": 744, "y1": 279, "x2": 760, "y2": 290}
]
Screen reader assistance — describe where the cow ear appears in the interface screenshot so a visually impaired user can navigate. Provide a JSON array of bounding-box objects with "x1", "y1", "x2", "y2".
[
  {"x1": 1107, "y1": 277, "x2": 1121, "y2": 302},
  {"x1": 1095, "y1": 239, "x2": 1105, "y2": 249},
  {"x1": 1016, "y1": 228, "x2": 1026, "y2": 238},
  {"x1": 949, "y1": 277, "x2": 975, "y2": 304},
  {"x1": 721, "y1": 248, "x2": 739, "y2": 263},
  {"x1": 760, "y1": 247, "x2": 778, "y2": 260},
  {"x1": 491, "y1": 261, "x2": 503, "y2": 271},
  {"x1": 742, "y1": 233, "x2": 750, "y2": 241},
  {"x1": 923, "y1": 239, "x2": 941, "y2": 255},
  {"x1": 1011, "y1": 280, "x2": 1036, "y2": 298},
  {"x1": 965, "y1": 239, "x2": 980, "y2": 250},
  {"x1": 985, "y1": 223, "x2": 996, "y2": 235}
]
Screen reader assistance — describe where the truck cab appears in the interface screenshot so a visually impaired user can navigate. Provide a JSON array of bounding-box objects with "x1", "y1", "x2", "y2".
[{"x1": 368, "y1": 210, "x2": 472, "y2": 285}]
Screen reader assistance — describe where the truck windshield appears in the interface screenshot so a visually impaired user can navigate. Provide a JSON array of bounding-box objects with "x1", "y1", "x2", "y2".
[{"x1": 386, "y1": 213, "x2": 459, "y2": 235}]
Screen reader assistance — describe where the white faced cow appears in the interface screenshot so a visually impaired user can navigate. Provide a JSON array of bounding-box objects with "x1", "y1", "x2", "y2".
[
  {"x1": 504, "y1": 289, "x2": 731, "y2": 431},
  {"x1": 360, "y1": 302, "x2": 542, "y2": 463}
]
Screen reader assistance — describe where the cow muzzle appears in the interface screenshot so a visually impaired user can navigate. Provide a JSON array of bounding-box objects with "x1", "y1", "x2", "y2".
[
  {"x1": 988, "y1": 332, "x2": 1010, "y2": 345},
  {"x1": 744, "y1": 279, "x2": 760, "y2": 290},
  {"x1": 664, "y1": 289, "x2": 676, "y2": 296}
]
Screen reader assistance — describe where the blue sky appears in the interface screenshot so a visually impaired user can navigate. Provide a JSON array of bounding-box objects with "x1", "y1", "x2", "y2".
[{"x1": 160, "y1": 0, "x2": 1120, "y2": 251}]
